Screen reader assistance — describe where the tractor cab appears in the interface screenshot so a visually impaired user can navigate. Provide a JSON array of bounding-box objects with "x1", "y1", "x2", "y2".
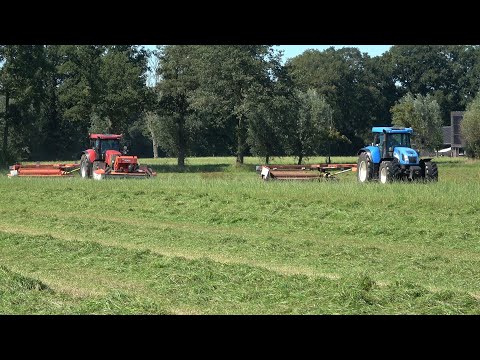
[
  {"x1": 373, "y1": 131, "x2": 411, "y2": 150},
  {"x1": 371, "y1": 127, "x2": 414, "y2": 162},
  {"x1": 89, "y1": 134, "x2": 123, "y2": 161}
]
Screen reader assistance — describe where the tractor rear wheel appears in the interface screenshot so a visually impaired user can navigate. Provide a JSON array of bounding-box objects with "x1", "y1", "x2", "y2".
[
  {"x1": 80, "y1": 155, "x2": 91, "y2": 179},
  {"x1": 357, "y1": 152, "x2": 373, "y2": 183},
  {"x1": 379, "y1": 160, "x2": 400, "y2": 184},
  {"x1": 423, "y1": 161, "x2": 438, "y2": 182}
]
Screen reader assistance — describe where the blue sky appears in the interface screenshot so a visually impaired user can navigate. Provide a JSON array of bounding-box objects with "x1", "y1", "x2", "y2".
[{"x1": 144, "y1": 45, "x2": 392, "y2": 60}]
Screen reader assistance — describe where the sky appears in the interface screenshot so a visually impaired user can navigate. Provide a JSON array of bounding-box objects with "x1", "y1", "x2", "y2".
[{"x1": 144, "y1": 45, "x2": 392, "y2": 61}]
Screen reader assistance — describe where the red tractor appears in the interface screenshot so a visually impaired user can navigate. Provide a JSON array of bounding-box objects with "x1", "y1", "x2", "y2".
[{"x1": 80, "y1": 134, "x2": 156, "y2": 179}]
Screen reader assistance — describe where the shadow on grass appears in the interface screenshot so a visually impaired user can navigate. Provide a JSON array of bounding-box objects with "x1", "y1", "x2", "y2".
[
  {"x1": 434, "y1": 159, "x2": 475, "y2": 165},
  {"x1": 149, "y1": 163, "x2": 232, "y2": 174}
]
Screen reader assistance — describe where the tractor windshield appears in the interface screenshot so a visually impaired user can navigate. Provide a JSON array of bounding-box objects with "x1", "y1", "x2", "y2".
[
  {"x1": 101, "y1": 139, "x2": 120, "y2": 153},
  {"x1": 388, "y1": 133, "x2": 410, "y2": 148}
]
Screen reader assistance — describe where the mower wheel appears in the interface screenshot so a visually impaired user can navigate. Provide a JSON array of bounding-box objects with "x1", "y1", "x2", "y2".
[{"x1": 423, "y1": 161, "x2": 438, "y2": 182}]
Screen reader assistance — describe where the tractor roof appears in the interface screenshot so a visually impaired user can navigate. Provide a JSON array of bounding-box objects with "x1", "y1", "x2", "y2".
[
  {"x1": 372, "y1": 127, "x2": 413, "y2": 134},
  {"x1": 90, "y1": 134, "x2": 122, "y2": 140}
]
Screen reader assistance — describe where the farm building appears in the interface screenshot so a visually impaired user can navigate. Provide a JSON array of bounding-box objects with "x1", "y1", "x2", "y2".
[{"x1": 440, "y1": 111, "x2": 465, "y2": 157}]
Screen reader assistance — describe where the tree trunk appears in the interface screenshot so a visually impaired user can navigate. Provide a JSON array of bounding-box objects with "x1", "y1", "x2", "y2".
[
  {"x1": 177, "y1": 111, "x2": 186, "y2": 168},
  {"x1": 146, "y1": 114, "x2": 159, "y2": 159},
  {"x1": 236, "y1": 152, "x2": 244, "y2": 165},
  {"x1": 297, "y1": 154, "x2": 303, "y2": 165},
  {"x1": 265, "y1": 155, "x2": 269, "y2": 165},
  {"x1": 236, "y1": 115, "x2": 245, "y2": 164},
  {"x1": 152, "y1": 135, "x2": 158, "y2": 159},
  {"x1": 2, "y1": 91, "x2": 10, "y2": 165},
  {"x1": 178, "y1": 146, "x2": 185, "y2": 167}
]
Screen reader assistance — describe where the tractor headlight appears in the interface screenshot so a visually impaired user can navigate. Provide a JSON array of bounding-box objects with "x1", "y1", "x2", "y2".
[{"x1": 403, "y1": 154, "x2": 409, "y2": 162}]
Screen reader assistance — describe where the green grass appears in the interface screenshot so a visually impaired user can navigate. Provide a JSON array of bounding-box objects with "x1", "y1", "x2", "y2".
[{"x1": 1, "y1": 155, "x2": 480, "y2": 314}]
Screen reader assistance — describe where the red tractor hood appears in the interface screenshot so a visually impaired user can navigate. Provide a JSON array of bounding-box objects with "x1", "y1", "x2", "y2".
[{"x1": 105, "y1": 150, "x2": 122, "y2": 165}]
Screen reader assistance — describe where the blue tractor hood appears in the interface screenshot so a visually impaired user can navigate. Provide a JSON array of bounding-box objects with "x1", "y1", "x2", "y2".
[{"x1": 393, "y1": 147, "x2": 419, "y2": 165}]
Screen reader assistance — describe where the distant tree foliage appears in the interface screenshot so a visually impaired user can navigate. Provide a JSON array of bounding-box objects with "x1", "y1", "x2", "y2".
[
  {"x1": 2, "y1": 45, "x2": 480, "y2": 165},
  {"x1": 191, "y1": 45, "x2": 284, "y2": 164},
  {"x1": 98, "y1": 46, "x2": 148, "y2": 134},
  {"x1": 387, "y1": 45, "x2": 480, "y2": 124},
  {"x1": 286, "y1": 47, "x2": 393, "y2": 150},
  {"x1": 0, "y1": 45, "x2": 49, "y2": 163},
  {"x1": 285, "y1": 89, "x2": 335, "y2": 164},
  {"x1": 461, "y1": 93, "x2": 480, "y2": 158},
  {"x1": 154, "y1": 45, "x2": 201, "y2": 167},
  {"x1": 391, "y1": 93, "x2": 443, "y2": 151},
  {"x1": 88, "y1": 113, "x2": 112, "y2": 134}
]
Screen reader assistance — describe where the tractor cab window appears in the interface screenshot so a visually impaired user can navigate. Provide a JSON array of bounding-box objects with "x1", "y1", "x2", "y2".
[
  {"x1": 90, "y1": 139, "x2": 99, "y2": 150},
  {"x1": 100, "y1": 139, "x2": 120, "y2": 154},
  {"x1": 377, "y1": 134, "x2": 385, "y2": 149},
  {"x1": 387, "y1": 133, "x2": 410, "y2": 149}
]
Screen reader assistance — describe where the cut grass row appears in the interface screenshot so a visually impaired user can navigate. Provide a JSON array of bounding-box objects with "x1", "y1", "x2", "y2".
[
  {"x1": 1, "y1": 232, "x2": 479, "y2": 314},
  {"x1": 1, "y1": 156, "x2": 480, "y2": 314}
]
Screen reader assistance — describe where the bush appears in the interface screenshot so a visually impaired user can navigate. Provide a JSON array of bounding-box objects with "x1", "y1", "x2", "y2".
[
  {"x1": 391, "y1": 93, "x2": 443, "y2": 152},
  {"x1": 462, "y1": 93, "x2": 480, "y2": 158}
]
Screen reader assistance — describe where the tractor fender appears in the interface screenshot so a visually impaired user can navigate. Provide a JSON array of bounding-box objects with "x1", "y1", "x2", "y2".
[
  {"x1": 357, "y1": 148, "x2": 370, "y2": 156},
  {"x1": 82, "y1": 149, "x2": 96, "y2": 163},
  {"x1": 358, "y1": 146, "x2": 381, "y2": 164}
]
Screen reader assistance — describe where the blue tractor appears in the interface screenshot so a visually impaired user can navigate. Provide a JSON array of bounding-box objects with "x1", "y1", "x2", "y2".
[{"x1": 357, "y1": 127, "x2": 438, "y2": 183}]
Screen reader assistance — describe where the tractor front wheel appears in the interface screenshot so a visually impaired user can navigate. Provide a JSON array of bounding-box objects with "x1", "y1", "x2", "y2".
[
  {"x1": 357, "y1": 152, "x2": 373, "y2": 183},
  {"x1": 379, "y1": 160, "x2": 400, "y2": 184},
  {"x1": 80, "y1": 155, "x2": 91, "y2": 179}
]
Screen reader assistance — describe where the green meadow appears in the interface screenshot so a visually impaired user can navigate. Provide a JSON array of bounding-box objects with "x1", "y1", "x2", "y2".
[{"x1": 1, "y1": 156, "x2": 480, "y2": 314}]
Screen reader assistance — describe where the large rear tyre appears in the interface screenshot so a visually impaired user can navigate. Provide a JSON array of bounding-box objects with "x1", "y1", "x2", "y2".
[
  {"x1": 379, "y1": 160, "x2": 400, "y2": 184},
  {"x1": 423, "y1": 161, "x2": 438, "y2": 182},
  {"x1": 80, "y1": 155, "x2": 91, "y2": 179},
  {"x1": 357, "y1": 152, "x2": 373, "y2": 183}
]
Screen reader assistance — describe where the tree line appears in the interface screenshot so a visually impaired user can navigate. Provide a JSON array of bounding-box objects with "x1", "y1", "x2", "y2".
[{"x1": 2, "y1": 45, "x2": 480, "y2": 166}]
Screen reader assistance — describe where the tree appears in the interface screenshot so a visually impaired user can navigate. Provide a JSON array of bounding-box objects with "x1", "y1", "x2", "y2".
[
  {"x1": 39, "y1": 45, "x2": 64, "y2": 160},
  {"x1": 192, "y1": 45, "x2": 282, "y2": 164},
  {"x1": 461, "y1": 92, "x2": 480, "y2": 158},
  {"x1": 387, "y1": 45, "x2": 480, "y2": 124},
  {"x1": 0, "y1": 45, "x2": 49, "y2": 164},
  {"x1": 245, "y1": 87, "x2": 291, "y2": 164},
  {"x1": 143, "y1": 111, "x2": 161, "y2": 158},
  {"x1": 391, "y1": 93, "x2": 443, "y2": 151},
  {"x1": 155, "y1": 45, "x2": 201, "y2": 167},
  {"x1": 285, "y1": 89, "x2": 336, "y2": 164},
  {"x1": 287, "y1": 47, "x2": 391, "y2": 152},
  {"x1": 88, "y1": 113, "x2": 112, "y2": 134},
  {"x1": 57, "y1": 45, "x2": 105, "y2": 154},
  {"x1": 143, "y1": 50, "x2": 162, "y2": 158},
  {"x1": 55, "y1": 45, "x2": 150, "y2": 156},
  {"x1": 244, "y1": 53, "x2": 295, "y2": 164},
  {"x1": 98, "y1": 46, "x2": 149, "y2": 134}
]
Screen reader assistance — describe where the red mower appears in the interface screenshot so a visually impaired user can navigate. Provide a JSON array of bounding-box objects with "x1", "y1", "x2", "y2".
[{"x1": 80, "y1": 134, "x2": 156, "y2": 180}]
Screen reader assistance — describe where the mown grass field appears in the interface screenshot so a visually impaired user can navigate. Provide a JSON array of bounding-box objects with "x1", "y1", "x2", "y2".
[{"x1": 1, "y1": 156, "x2": 480, "y2": 314}]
